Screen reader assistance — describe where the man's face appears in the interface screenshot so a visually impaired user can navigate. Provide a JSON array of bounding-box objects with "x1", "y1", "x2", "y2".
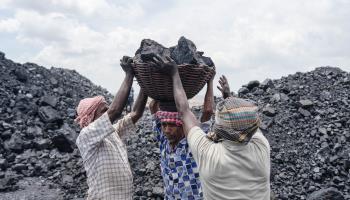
[
  {"x1": 161, "y1": 122, "x2": 184, "y2": 145},
  {"x1": 93, "y1": 102, "x2": 108, "y2": 121}
]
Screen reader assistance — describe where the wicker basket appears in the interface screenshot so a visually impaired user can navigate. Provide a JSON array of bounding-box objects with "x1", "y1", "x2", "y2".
[{"x1": 132, "y1": 63, "x2": 215, "y2": 101}]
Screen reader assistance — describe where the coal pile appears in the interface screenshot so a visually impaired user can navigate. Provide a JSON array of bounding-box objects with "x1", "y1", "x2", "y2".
[
  {"x1": 0, "y1": 51, "x2": 111, "y2": 199},
  {"x1": 126, "y1": 113, "x2": 164, "y2": 199},
  {"x1": 237, "y1": 67, "x2": 350, "y2": 199},
  {"x1": 0, "y1": 51, "x2": 166, "y2": 200},
  {"x1": 133, "y1": 36, "x2": 214, "y2": 67},
  {"x1": 1, "y1": 49, "x2": 349, "y2": 199}
]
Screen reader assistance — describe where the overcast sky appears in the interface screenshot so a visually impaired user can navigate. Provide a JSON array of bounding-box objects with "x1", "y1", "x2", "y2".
[{"x1": 1, "y1": 0, "x2": 349, "y2": 97}]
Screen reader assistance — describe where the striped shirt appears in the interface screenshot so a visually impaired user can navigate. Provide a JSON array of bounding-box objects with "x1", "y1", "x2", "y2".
[{"x1": 76, "y1": 112, "x2": 136, "y2": 200}]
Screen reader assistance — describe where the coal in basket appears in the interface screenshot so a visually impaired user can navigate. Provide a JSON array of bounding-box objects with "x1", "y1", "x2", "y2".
[{"x1": 130, "y1": 36, "x2": 216, "y2": 102}]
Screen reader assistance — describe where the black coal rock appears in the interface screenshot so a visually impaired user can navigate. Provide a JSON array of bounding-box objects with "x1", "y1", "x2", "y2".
[
  {"x1": 38, "y1": 106, "x2": 62, "y2": 124},
  {"x1": 307, "y1": 187, "x2": 344, "y2": 200},
  {"x1": 247, "y1": 80, "x2": 260, "y2": 90},
  {"x1": 133, "y1": 36, "x2": 214, "y2": 67}
]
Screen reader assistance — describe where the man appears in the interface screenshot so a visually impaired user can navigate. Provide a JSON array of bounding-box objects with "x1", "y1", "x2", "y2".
[
  {"x1": 154, "y1": 56, "x2": 271, "y2": 200},
  {"x1": 75, "y1": 56, "x2": 148, "y2": 200},
  {"x1": 148, "y1": 77, "x2": 214, "y2": 200}
]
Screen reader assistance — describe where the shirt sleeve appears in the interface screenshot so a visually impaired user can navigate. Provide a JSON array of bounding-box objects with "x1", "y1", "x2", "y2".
[
  {"x1": 112, "y1": 113, "x2": 136, "y2": 138},
  {"x1": 76, "y1": 113, "x2": 135, "y2": 161},
  {"x1": 152, "y1": 114, "x2": 164, "y2": 142},
  {"x1": 187, "y1": 126, "x2": 214, "y2": 166},
  {"x1": 251, "y1": 129, "x2": 271, "y2": 152}
]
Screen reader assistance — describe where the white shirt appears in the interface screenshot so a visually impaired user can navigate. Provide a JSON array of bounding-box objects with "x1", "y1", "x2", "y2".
[
  {"x1": 187, "y1": 127, "x2": 271, "y2": 200},
  {"x1": 76, "y1": 113, "x2": 136, "y2": 200}
]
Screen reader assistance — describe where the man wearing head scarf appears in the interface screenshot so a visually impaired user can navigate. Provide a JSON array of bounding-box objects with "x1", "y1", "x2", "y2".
[
  {"x1": 148, "y1": 76, "x2": 214, "y2": 200},
  {"x1": 155, "y1": 58, "x2": 271, "y2": 200},
  {"x1": 75, "y1": 56, "x2": 148, "y2": 200}
]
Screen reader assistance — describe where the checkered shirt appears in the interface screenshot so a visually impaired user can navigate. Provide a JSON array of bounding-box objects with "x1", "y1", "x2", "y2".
[
  {"x1": 153, "y1": 115, "x2": 211, "y2": 200},
  {"x1": 76, "y1": 112, "x2": 136, "y2": 200}
]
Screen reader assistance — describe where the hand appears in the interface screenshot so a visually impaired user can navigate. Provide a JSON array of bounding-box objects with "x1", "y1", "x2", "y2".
[
  {"x1": 208, "y1": 67, "x2": 216, "y2": 84},
  {"x1": 149, "y1": 99, "x2": 159, "y2": 114},
  {"x1": 217, "y1": 75, "x2": 231, "y2": 99},
  {"x1": 120, "y1": 56, "x2": 134, "y2": 74},
  {"x1": 152, "y1": 55, "x2": 178, "y2": 76}
]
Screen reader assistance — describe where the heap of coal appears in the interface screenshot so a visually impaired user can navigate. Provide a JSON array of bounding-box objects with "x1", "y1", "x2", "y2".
[
  {"x1": 1, "y1": 49, "x2": 349, "y2": 200},
  {"x1": 237, "y1": 67, "x2": 350, "y2": 199},
  {"x1": 0, "y1": 51, "x2": 109, "y2": 199},
  {"x1": 0, "y1": 51, "x2": 164, "y2": 200},
  {"x1": 133, "y1": 36, "x2": 214, "y2": 67}
]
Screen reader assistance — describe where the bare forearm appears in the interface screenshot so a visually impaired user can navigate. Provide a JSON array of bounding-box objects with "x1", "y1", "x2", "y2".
[
  {"x1": 172, "y1": 71, "x2": 190, "y2": 113},
  {"x1": 171, "y1": 70, "x2": 198, "y2": 134},
  {"x1": 201, "y1": 80, "x2": 214, "y2": 122},
  {"x1": 107, "y1": 73, "x2": 133, "y2": 122},
  {"x1": 130, "y1": 90, "x2": 148, "y2": 123}
]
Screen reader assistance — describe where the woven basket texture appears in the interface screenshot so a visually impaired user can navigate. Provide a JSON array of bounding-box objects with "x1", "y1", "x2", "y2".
[{"x1": 132, "y1": 63, "x2": 215, "y2": 101}]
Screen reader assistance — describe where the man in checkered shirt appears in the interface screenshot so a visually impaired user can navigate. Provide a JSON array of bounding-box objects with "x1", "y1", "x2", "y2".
[
  {"x1": 148, "y1": 77, "x2": 214, "y2": 200},
  {"x1": 75, "y1": 56, "x2": 148, "y2": 200}
]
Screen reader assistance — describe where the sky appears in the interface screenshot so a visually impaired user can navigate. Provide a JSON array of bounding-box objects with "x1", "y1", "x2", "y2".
[{"x1": 1, "y1": 0, "x2": 350, "y2": 98}]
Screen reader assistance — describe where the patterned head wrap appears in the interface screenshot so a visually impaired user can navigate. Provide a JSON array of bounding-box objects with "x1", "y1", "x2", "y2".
[
  {"x1": 75, "y1": 96, "x2": 106, "y2": 128},
  {"x1": 155, "y1": 111, "x2": 183, "y2": 126},
  {"x1": 213, "y1": 97, "x2": 260, "y2": 144}
]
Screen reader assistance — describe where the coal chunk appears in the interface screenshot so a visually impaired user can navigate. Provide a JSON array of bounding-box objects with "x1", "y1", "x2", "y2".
[
  {"x1": 298, "y1": 99, "x2": 314, "y2": 108},
  {"x1": 247, "y1": 80, "x2": 260, "y2": 90},
  {"x1": 134, "y1": 39, "x2": 170, "y2": 63},
  {"x1": 307, "y1": 187, "x2": 344, "y2": 200},
  {"x1": 263, "y1": 105, "x2": 277, "y2": 117},
  {"x1": 171, "y1": 36, "x2": 198, "y2": 65},
  {"x1": 134, "y1": 36, "x2": 214, "y2": 67},
  {"x1": 4, "y1": 133, "x2": 24, "y2": 153},
  {"x1": 38, "y1": 106, "x2": 62, "y2": 124},
  {"x1": 13, "y1": 67, "x2": 29, "y2": 82},
  {"x1": 41, "y1": 95, "x2": 58, "y2": 107}
]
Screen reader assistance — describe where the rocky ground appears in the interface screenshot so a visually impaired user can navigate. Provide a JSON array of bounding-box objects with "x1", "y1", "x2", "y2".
[
  {"x1": 0, "y1": 51, "x2": 349, "y2": 199},
  {"x1": 238, "y1": 67, "x2": 350, "y2": 199}
]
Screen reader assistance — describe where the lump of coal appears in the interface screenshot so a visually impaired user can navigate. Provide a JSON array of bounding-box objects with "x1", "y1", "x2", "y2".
[
  {"x1": 133, "y1": 36, "x2": 214, "y2": 67},
  {"x1": 134, "y1": 39, "x2": 171, "y2": 63}
]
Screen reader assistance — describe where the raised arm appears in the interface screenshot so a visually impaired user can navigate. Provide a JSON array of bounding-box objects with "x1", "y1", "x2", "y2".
[
  {"x1": 129, "y1": 89, "x2": 148, "y2": 124},
  {"x1": 200, "y1": 77, "x2": 214, "y2": 122},
  {"x1": 153, "y1": 56, "x2": 199, "y2": 135},
  {"x1": 149, "y1": 99, "x2": 160, "y2": 115},
  {"x1": 107, "y1": 56, "x2": 134, "y2": 123},
  {"x1": 217, "y1": 75, "x2": 231, "y2": 99}
]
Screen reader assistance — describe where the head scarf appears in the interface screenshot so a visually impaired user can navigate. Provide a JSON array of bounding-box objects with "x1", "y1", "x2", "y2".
[
  {"x1": 212, "y1": 97, "x2": 260, "y2": 144},
  {"x1": 75, "y1": 96, "x2": 106, "y2": 128},
  {"x1": 155, "y1": 111, "x2": 183, "y2": 126}
]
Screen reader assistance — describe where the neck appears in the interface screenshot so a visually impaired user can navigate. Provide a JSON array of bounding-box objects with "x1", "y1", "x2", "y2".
[
  {"x1": 169, "y1": 136, "x2": 185, "y2": 150},
  {"x1": 169, "y1": 142, "x2": 177, "y2": 150}
]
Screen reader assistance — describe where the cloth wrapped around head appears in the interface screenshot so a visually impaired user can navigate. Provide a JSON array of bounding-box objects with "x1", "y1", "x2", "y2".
[
  {"x1": 75, "y1": 96, "x2": 106, "y2": 128},
  {"x1": 213, "y1": 96, "x2": 260, "y2": 144},
  {"x1": 155, "y1": 111, "x2": 183, "y2": 126}
]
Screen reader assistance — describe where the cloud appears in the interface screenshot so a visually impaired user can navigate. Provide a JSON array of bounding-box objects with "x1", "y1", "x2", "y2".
[
  {"x1": 8, "y1": 0, "x2": 145, "y2": 21},
  {"x1": 1, "y1": 0, "x2": 350, "y2": 95},
  {"x1": 0, "y1": 18, "x2": 19, "y2": 32}
]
